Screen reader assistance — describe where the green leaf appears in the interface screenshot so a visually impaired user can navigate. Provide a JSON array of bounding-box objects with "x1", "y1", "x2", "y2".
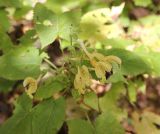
[
  {"x1": 19, "y1": 30, "x2": 36, "y2": 46},
  {"x1": 83, "y1": 92, "x2": 99, "y2": 111},
  {"x1": 0, "y1": 95, "x2": 66, "y2": 134},
  {"x1": 128, "y1": 78, "x2": 145, "y2": 104},
  {"x1": 14, "y1": 6, "x2": 32, "y2": 19},
  {"x1": 99, "y1": 83, "x2": 126, "y2": 120},
  {"x1": 13, "y1": 93, "x2": 32, "y2": 114},
  {"x1": 0, "y1": 46, "x2": 42, "y2": 80},
  {"x1": 94, "y1": 112, "x2": 125, "y2": 134},
  {"x1": 99, "y1": 48, "x2": 151, "y2": 76},
  {"x1": 34, "y1": 3, "x2": 80, "y2": 48},
  {"x1": 128, "y1": 82, "x2": 137, "y2": 103},
  {"x1": 102, "y1": 38, "x2": 135, "y2": 49},
  {"x1": 35, "y1": 77, "x2": 67, "y2": 99},
  {"x1": 0, "y1": 78, "x2": 15, "y2": 92},
  {"x1": 0, "y1": 9, "x2": 10, "y2": 31},
  {"x1": 0, "y1": 30, "x2": 14, "y2": 53},
  {"x1": 67, "y1": 119, "x2": 94, "y2": 134},
  {"x1": 45, "y1": 0, "x2": 82, "y2": 13},
  {"x1": 134, "y1": 0, "x2": 152, "y2": 7},
  {"x1": 107, "y1": 63, "x2": 126, "y2": 83},
  {"x1": 135, "y1": 46, "x2": 160, "y2": 76},
  {"x1": 0, "y1": 0, "x2": 22, "y2": 8},
  {"x1": 146, "y1": 52, "x2": 160, "y2": 76}
]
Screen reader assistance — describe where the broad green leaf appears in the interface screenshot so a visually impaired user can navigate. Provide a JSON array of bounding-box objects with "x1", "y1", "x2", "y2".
[
  {"x1": 0, "y1": 78, "x2": 15, "y2": 92},
  {"x1": 99, "y1": 83, "x2": 127, "y2": 119},
  {"x1": 0, "y1": 10, "x2": 10, "y2": 31},
  {"x1": 13, "y1": 93, "x2": 32, "y2": 114},
  {"x1": 107, "y1": 62, "x2": 126, "y2": 83},
  {"x1": 134, "y1": 0, "x2": 152, "y2": 7},
  {"x1": 35, "y1": 76, "x2": 67, "y2": 99},
  {"x1": 128, "y1": 79, "x2": 145, "y2": 103},
  {"x1": 34, "y1": 3, "x2": 80, "y2": 48},
  {"x1": 99, "y1": 48, "x2": 151, "y2": 76},
  {"x1": 102, "y1": 38, "x2": 135, "y2": 49},
  {"x1": 45, "y1": 0, "x2": 84, "y2": 13},
  {"x1": 19, "y1": 30, "x2": 36, "y2": 45},
  {"x1": 146, "y1": 52, "x2": 160, "y2": 76},
  {"x1": 135, "y1": 46, "x2": 160, "y2": 76},
  {"x1": 83, "y1": 92, "x2": 99, "y2": 111},
  {"x1": 0, "y1": 0, "x2": 22, "y2": 8},
  {"x1": 14, "y1": 6, "x2": 32, "y2": 19},
  {"x1": 108, "y1": 70, "x2": 125, "y2": 83},
  {"x1": 0, "y1": 95, "x2": 66, "y2": 134},
  {"x1": 67, "y1": 119, "x2": 94, "y2": 134},
  {"x1": 94, "y1": 112, "x2": 125, "y2": 134},
  {"x1": 0, "y1": 46, "x2": 42, "y2": 80},
  {"x1": 0, "y1": 30, "x2": 14, "y2": 53},
  {"x1": 34, "y1": 3, "x2": 55, "y2": 48}
]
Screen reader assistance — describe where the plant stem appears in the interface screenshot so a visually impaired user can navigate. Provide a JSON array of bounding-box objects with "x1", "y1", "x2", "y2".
[
  {"x1": 97, "y1": 97, "x2": 102, "y2": 114},
  {"x1": 44, "y1": 58, "x2": 58, "y2": 70},
  {"x1": 78, "y1": 39, "x2": 91, "y2": 58}
]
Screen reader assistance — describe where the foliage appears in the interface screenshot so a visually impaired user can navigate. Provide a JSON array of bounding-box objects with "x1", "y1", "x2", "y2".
[{"x1": 0, "y1": 94, "x2": 65, "y2": 134}]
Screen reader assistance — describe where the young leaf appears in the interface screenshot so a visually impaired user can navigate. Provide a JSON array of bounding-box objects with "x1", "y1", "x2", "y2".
[
  {"x1": 23, "y1": 77, "x2": 38, "y2": 99},
  {"x1": 93, "y1": 61, "x2": 112, "y2": 80},
  {"x1": 74, "y1": 65, "x2": 92, "y2": 94},
  {"x1": 89, "y1": 52, "x2": 121, "y2": 81},
  {"x1": 99, "y1": 48, "x2": 151, "y2": 76}
]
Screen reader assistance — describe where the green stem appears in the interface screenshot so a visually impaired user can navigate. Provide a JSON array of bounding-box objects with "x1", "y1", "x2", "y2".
[
  {"x1": 97, "y1": 97, "x2": 102, "y2": 114},
  {"x1": 44, "y1": 58, "x2": 58, "y2": 70},
  {"x1": 78, "y1": 39, "x2": 91, "y2": 58}
]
